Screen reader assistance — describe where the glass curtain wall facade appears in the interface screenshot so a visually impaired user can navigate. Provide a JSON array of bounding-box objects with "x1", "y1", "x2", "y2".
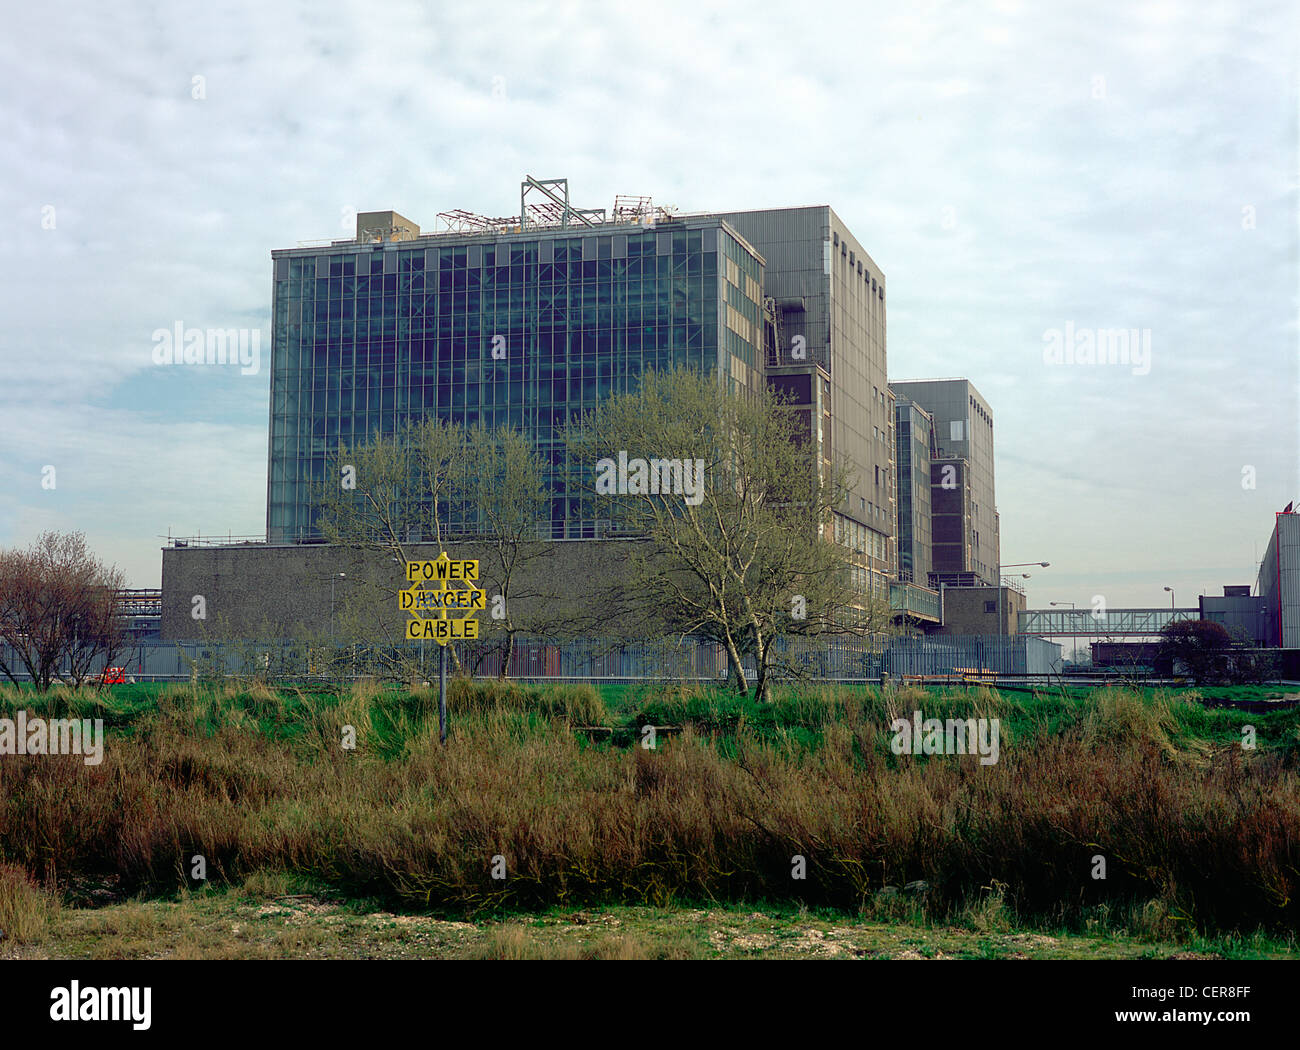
[
  {"x1": 268, "y1": 221, "x2": 765, "y2": 542},
  {"x1": 894, "y1": 399, "x2": 933, "y2": 584}
]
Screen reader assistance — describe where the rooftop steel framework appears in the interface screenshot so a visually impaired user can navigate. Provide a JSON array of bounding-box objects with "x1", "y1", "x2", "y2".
[
  {"x1": 521, "y1": 176, "x2": 606, "y2": 229},
  {"x1": 429, "y1": 178, "x2": 678, "y2": 238}
]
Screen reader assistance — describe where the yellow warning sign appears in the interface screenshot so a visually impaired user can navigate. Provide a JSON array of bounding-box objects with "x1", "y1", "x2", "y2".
[
  {"x1": 399, "y1": 585, "x2": 485, "y2": 612},
  {"x1": 405, "y1": 617, "x2": 480, "y2": 642},
  {"x1": 398, "y1": 552, "x2": 481, "y2": 646},
  {"x1": 405, "y1": 556, "x2": 478, "y2": 583}
]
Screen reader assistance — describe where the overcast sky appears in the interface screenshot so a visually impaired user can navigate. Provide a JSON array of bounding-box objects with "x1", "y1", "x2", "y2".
[{"x1": 1, "y1": 0, "x2": 1296, "y2": 616}]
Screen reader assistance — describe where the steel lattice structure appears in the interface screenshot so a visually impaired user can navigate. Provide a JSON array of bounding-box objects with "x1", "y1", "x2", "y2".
[{"x1": 1017, "y1": 607, "x2": 1199, "y2": 636}]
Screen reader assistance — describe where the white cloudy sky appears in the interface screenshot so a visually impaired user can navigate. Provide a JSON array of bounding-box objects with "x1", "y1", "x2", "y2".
[{"x1": 1, "y1": 0, "x2": 1296, "y2": 615}]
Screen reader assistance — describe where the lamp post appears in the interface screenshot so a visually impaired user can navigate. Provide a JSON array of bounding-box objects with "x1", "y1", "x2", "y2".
[
  {"x1": 1163, "y1": 585, "x2": 1174, "y2": 610},
  {"x1": 329, "y1": 573, "x2": 346, "y2": 637},
  {"x1": 311, "y1": 573, "x2": 346, "y2": 683},
  {"x1": 998, "y1": 561, "x2": 1050, "y2": 637},
  {"x1": 1051, "y1": 601, "x2": 1077, "y2": 661}
]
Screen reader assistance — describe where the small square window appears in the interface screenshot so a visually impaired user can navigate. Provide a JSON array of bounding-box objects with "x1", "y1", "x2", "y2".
[{"x1": 984, "y1": 601, "x2": 997, "y2": 614}]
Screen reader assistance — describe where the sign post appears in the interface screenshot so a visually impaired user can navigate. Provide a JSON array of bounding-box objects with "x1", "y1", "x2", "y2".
[
  {"x1": 439, "y1": 643, "x2": 447, "y2": 745},
  {"x1": 399, "y1": 554, "x2": 481, "y2": 745}
]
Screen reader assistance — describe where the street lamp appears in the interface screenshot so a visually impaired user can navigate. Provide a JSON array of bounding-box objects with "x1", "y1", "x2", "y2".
[
  {"x1": 316, "y1": 572, "x2": 346, "y2": 637},
  {"x1": 1050, "y1": 601, "x2": 1077, "y2": 656},
  {"x1": 998, "y1": 562, "x2": 1050, "y2": 638},
  {"x1": 1163, "y1": 586, "x2": 1174, "y2": 610}
]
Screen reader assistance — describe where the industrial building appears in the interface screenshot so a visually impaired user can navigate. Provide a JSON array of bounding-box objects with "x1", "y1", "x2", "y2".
[
  {"x1": 1197, "y1": 584, "x2": 1269, "y2": 644},
  {"x1": 889, "y1": 378, "x2": 999, "y2": 587},
  {"x1": 166, "y1": 177, "x2": 941, "y2": 639},
  {"x1": 268, "y1": 183, "x2": 766, "y2": 544},
  {"x1": 893, "y1": 396, "x2": 934, "y2": 586},
  {"x1": 1258, "y1": 505, "x2": 1300, "y2": 650},
  {"x1": 710, "y1": 207, "x2": 896, "y2": 596}
]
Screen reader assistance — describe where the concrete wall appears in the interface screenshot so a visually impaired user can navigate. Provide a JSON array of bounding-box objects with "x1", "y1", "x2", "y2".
[
  {"x1": 354, "y1": 210, "x2": 420, "y2": 242},
  {"x1": 161, "y1": 538, "x2": 653, "y2": 642},
  {"x1": 934, "y1": 585, "x2": 1025, "y2": 636}
]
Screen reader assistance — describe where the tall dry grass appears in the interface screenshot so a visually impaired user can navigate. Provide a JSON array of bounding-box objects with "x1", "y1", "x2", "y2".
[
  {"x1": 0, "y1": 862, "x2": 60, "y2": 944},
  {"x1": 0, "y1": 683, "x2": 1295, "y2": 937}
]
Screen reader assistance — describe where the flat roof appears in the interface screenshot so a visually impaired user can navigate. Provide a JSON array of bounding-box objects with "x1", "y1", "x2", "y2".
[{"x1": 273, "y1": 215, "x2": 766, "y2": 267}]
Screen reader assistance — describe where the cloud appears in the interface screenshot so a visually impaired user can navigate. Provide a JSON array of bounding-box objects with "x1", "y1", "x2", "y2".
[{"x1": 0, "y1": 0, "x2": 1295, "y2": 605}]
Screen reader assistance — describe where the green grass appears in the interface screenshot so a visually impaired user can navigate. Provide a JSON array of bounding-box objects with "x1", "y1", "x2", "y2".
[
  {"x1": 2, "y1": 677, "x2": 1298, "y2": 954},
  {"x1": 5, "y1": 677, "x2": 1294, "y2": 760}
]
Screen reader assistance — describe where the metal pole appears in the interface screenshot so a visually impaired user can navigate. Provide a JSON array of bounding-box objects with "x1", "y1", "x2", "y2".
[{"x1": 439, "y1": 643, "x2": 448, "y2": 745}]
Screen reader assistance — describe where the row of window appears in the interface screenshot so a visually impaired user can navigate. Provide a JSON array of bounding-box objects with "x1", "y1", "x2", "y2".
[
  {"x1": 280, "y1": 228, "x2": 727, "y2": 281},
  {"x1": 831, "y1": 230, "x2": 885, "y2": 300},
  {"x1": 281, "y1": 297, "x2": 719, "y2": 328},
  {"x1": 279, "y1": 257, "x2": 721, "y2": 299}
]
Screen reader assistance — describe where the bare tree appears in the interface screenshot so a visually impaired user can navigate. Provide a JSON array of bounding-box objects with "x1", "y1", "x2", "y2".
[
  {"x1": 570, "y1": 366, "x2": 889, "y2": 701},
  {"x1": 311, "y1": 417, "x2": 472, "y2": 682},
  {"x1": 462, "y1": 421, "x2": 557, "y2": 679},
  {"x1": 0, "y1": 532, "x2": 127, "y2": 690}
]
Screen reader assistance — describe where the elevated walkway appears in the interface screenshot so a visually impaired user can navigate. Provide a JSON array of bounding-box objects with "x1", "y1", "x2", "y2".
[{"x1": 1018, "y1": 607, "x2": 1199, "y2": 637}]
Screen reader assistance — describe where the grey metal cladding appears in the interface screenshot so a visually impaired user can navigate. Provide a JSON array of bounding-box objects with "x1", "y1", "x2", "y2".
[{"x1": 709, "y1": 206, "x2": 831, "y2": 344}]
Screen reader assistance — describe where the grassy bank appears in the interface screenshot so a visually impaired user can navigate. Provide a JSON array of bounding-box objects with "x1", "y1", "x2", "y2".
[
  {"x1": 1, "y1": 679, "x2": 1297, "y2": 952},
  {"x1": 8, "y1": 883, "x2": 1296, "y2": 960}
]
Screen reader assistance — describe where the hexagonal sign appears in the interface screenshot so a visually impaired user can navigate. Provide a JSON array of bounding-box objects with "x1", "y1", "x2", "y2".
[{"x1": 398, "y1": 553, "x2": 481, "y2": 646}]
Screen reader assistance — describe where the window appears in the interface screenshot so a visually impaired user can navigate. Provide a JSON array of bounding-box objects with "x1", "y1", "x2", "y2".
[{"x1": 984, "y1": 601, "x2": 997, "y2": 614}]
